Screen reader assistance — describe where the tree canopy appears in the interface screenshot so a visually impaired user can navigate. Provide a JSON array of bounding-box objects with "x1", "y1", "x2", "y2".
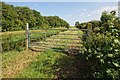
[{"x1": 1, "y1": 2, "x2": 69, "y2": 32}]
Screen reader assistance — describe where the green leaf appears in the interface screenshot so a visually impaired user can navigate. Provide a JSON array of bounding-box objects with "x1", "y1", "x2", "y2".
[
  {"x1": 113, "y1": 62, "x2": 120, "y2": 67},
  {"x1": 114, "y1": 39, "x2": 119, "y2": 43},
  {"x1": 108, "y1": 54, "x2": 113, "y2": 57}
]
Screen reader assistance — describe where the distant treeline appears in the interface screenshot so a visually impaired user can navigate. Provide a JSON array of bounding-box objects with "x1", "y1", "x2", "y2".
[
  {"x1": 1, "y1": 2, "x2": 69, "y2": 32},
  {"x1": 75, "y1": 10, "x2": 120, "y2": 33}
]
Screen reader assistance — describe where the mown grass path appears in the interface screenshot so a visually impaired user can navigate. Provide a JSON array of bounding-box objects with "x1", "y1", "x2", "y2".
[
  {"x1": 2, "y1": 27, "x2": 83, "y2": 78},
  {"x1": 31, "y1": 28, "x2": 83, "y2": 53}
]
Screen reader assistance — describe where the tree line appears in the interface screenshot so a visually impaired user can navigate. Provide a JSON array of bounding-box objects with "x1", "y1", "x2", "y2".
[
  {"x1": 75, "y1": 10, "x2": 120, "y2": 33},
  {"x1": 1, "y1": 2, "x2": 69, "y2": 32}
]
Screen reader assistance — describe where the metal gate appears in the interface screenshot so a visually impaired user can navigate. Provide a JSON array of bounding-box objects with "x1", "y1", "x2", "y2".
[{"x1": 27, "y1": 27, "x2": 89, "y2": 53}]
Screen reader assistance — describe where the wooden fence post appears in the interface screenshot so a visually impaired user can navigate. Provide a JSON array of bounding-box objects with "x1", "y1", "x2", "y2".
[
  {"x1": 87, "y1": 23, "x2": 92, "y2": 36},
  {"x1": 26, "y1": 23, "x2": 29, "y2": 51}
]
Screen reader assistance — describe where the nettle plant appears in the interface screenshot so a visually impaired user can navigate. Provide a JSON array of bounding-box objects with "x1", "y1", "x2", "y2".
[{"x1": 83, "y1": 11, "x2": 120, "y2": 78}]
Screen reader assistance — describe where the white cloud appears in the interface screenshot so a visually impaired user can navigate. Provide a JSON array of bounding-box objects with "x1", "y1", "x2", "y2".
[
  {"x1": 64, "y1": 6, "x2": 118, "y2": 25},
  {"x1": 91, "y1": 6, "x2": 118, "y2": 15},
  {"x1": 82, "y1": 9, "x2": 86, "y2": 11},
  {"x1": 88, "y1": 14, "x2": 91, "y2": 17},
  {"x1": 88, "y1": 6, "x2": 118, "y2": 20}
]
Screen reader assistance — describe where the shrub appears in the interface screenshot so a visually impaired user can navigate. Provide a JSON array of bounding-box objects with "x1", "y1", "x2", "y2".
[{"x1": 81, "y1": 11, "x2": 120, "y2": 79}]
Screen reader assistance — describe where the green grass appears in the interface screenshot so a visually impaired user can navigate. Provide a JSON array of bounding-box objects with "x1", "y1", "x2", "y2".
[
  {"x1": 30, "y1": 27, "x2": 83, "y2": 50},
  {"x1": 15, "y1": 27, "x2": 83, "y2": 78},
  {"x1": 2, "y1": 27, "x2": 84, "y2": 78},
  {"x1": 2, "y1": 51, "x2": 27, "y2": 71},
  {"x1": 16, "y1": 49, "x2": 69, "y2": 78},
  {"x1": 2, "y1": 51, "x2": 21, "y2": 63},
  {"x1": 1, "y1": 27, "x2": 68, "y2": 52}
]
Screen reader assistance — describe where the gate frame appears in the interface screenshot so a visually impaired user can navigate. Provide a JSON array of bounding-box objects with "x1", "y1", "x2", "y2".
[{"x1": 26, "y1": 24, "x2": 92, "y2": 51}]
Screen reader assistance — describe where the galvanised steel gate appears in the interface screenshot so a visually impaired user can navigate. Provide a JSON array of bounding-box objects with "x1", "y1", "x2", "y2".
[{"x1": 27, "y1": 27, "x2": 89, "y2": 53}]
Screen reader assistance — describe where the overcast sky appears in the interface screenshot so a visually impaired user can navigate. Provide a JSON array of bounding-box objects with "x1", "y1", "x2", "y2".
[{"x1": 6, "y1": 2, "x2": 118, "y2": 26}]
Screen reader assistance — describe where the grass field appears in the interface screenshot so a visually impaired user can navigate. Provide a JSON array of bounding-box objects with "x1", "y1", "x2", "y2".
[
  {"x1": 2, "y1": 27, "x2": 84, "y2": 78},
  {"x1": 1, "y1": 27, "x2": 68, "y2": 52}
]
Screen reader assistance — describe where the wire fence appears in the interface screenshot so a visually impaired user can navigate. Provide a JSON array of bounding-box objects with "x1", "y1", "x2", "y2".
[{"x1": 1, "y1": 23, "x2": 90, "y2": 53}]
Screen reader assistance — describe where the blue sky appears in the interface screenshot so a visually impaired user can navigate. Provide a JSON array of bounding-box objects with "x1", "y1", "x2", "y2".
[{"x1": 6, "y1": 2, "x2": 118, "y2": 25}]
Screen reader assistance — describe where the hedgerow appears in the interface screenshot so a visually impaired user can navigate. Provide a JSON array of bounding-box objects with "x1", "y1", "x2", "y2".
[{"x1": 81, "y1": 11, "x2": 120, "y2": 78}]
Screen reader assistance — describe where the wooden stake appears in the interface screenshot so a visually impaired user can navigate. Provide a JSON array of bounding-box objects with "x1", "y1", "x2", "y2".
[{"x1": 26, "y1": 23, "x2": 29, "y2": 51}]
